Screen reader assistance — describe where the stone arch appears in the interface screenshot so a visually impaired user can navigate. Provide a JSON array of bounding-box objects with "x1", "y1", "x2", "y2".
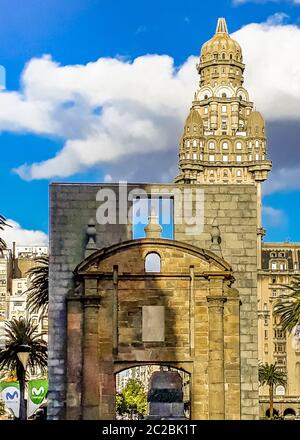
[{"x1": 67, "y1": 238, "x2": 239, "y2": 420}]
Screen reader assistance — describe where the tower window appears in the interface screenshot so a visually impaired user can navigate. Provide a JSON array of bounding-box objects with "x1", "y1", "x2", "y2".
[
  {"x1": 236, "y1": 155, "x2": 242, "y2": 162},
  {"x1": 186, "y1": 153, "x2": 190, "y2": 159},
  {"x1": 249, "y1": 154, "x2": 252, "y2": 161},
  {"x1": 222, "y1": 53, "x2": 225, "y2": 60},
  {"x1": 256, "y1": 154, "x2": 259, "y2": 161},
  {"x1": 222, "y1": 142, "x2": 228, "y2": 149},
  {"x1": 186, "y1": 140, "x2": 190, "y2": 148},
  {"x1": 193, "y1": 152, "x2": 197, "y2": 160},
  {"x1": 204, "y1": 94, "x2": 208, "y2": 100},
  {"x1": 222, "y1": 92, "x2": 227, "y2": 98},
  {"x1": 230, "y1": 54, "x2": 233, "y2": 60},
  {"x1": 209, "y1": 155, "x2": 215, "y2": 162},
  {"x1": 145, "y1": 253, "x2": 161, "y2": 273},
  {"x1": 193, "y1": 140, "x2": 197, "y2": 147},
  {"x1": 223, "y1": 155, "x2": 228, "y2": 162},
  {"x1": 236, "y1": 170, "x2": 242, "y2": 177},
  {"x1": 209, "y1": 141, "x2": 215, "y2": 149},
  {"x1": 221, "y1": 105, "x2": 227, "y2": 113},
  {"x1": 193, "y1": 126, "x2": 197, "y2": 132},
  {"x1": 204, "y1": 107, "x2": 208, "y2": 114},
  {"x1": 236, "y1": 142, "x2": 242, "y2": 150}
]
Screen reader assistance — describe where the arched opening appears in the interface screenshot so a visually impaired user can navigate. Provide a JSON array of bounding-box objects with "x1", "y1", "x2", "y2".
[
  {"x1": 266, "y1": 408, "x2": 279, "y2": 417},
  {"x1": 115, "y1": 365, "x2": 191, "y2": 420},
  {"x1": 145, "y1": 252, "x2": 161, "y2": 272},
  {"x1": 222, "y1": 92, "x2": 227, "y2": 98},
  {"x1": 283, "y1": 408, "x2": 296, "y2": 418}
]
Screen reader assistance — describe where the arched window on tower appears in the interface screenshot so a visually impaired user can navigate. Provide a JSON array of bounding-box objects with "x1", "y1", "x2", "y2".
[
  {"x1": 222, "y1": 53, "x2": 225, "y2": 60},
  {"x1": 222, "y1": 92, "x2": 227, "y2": 98},
  {"x1": 145, "y1": 252, "x2": 161, "y2": 272},
  {"x1": 229, "y1": 53, "x2": 233, "y2": 60}
]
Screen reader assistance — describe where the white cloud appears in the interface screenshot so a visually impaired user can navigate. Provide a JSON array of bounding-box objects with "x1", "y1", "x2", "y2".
[
  {"x1": 264, "y1": 167, "x2": 300, "y2": 194},
  {"x1": 262, "y1": 206, "x2": 287, "y2": 227},
  {"x1": 0, "y1": 15, "x2": 297, "y2": 194},
  {"x1": 232, "y1": 18, "x2": 300, "y2": 119},
  {"x1": 1, "y1": 219, "x2": 48, "y2": 248},
  {"x1": 9, "y1": 54, "x2": 196, "y2": 180}
]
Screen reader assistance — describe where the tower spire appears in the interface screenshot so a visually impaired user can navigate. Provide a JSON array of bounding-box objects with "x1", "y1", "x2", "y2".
[{"x1": 216, "y1": 17, "x2": 228, "y2": 34}]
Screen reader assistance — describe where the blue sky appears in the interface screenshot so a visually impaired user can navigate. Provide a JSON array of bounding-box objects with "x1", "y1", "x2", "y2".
[{"x1": 0, "y1": 0, "x2": 300, "y2": 244}]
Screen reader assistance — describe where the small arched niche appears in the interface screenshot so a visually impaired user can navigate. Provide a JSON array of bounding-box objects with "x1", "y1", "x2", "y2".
[{"x1": 145, "y1": 252, "x2": 161, "y2": 272}]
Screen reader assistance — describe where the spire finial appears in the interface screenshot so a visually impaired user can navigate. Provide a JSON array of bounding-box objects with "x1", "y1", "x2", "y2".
[
  {"x1": 144, "y1": 207, "x2": 162, "y2": 239},
  {"x1": 216, "y1": 17, "x2": 228, "y2": 34}
]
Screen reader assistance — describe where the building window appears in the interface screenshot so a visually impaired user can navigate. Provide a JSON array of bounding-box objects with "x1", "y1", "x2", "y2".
[
  {"x1": 222, "y1": 92, "x2": 227, "y2": 98},
  {"x1": 264, "y1": 318, "x2": 268, "y2": 326},
  {"x1": 263, "y1": 303, "x2": 268, "y2": 311},
  {"x1": 193, "y1": 140, "x2": 197, "y2": 147},
  {"x1": 145, "y1": 253, "x2": 161, "y2": 273},
  {"x1": 193, "y1": 126, "x2": 197, "y2": 132},
  {"x1": 221, "y1": 105, "x2": 227, "y2": 113},
  {"x1": 249, "y1": 154, "x2": 252, "y2": 161},
  {"x1": 186, "y1": 153, "x2": 190, "y2": 159},
  {"x1": 236, "y1": 142, "x2": 242, "y2": 150},
  {"x1": 222, "y1": 142, "x2": 228, "y2": 149},
  {"x1": 256, "y1": 154, "x2": 259, "y2": 161},
  {"x1": 272, "y1": 290, "x2": 277, "y2": 297},
  {"x1": 223, "y1": 155, "x2": 228, "y2": 162},
  {"x1": 236, "y1": 170, "x2": 242, "y2": 177},
  {"x1": 209, "y1": 141, "x2": 215, "y2": 149},
  {"x1": 132, "y1": 196, "x2": 174, "y2": 240},
  {"x1": 270, "y1": 252, "x2": 277, "y2": 258},
  {"x1": 193, "y1": 153, "x2": 197, "y2": 160},
  {"x1": 236, "y1": 155, "x2": 242, "y2": 162},
  {"x1": 204, "y1": 107, "x2": 208, "y2": 114},
  {"x1": 209, "y1": 155, "x2": 215, "y2": 162},
  {"x1": 278, "y1": 252, "x2": 285, "y2": 258},
  {"x1": 271, "y1": 262, "x2": 277, "y2": 271},
  {"x1": 264, "y1": 330, "x2": 268, "y2": 339},
  {"x1": 186, "y1": 140, "x2": 190, "y2": 148}
]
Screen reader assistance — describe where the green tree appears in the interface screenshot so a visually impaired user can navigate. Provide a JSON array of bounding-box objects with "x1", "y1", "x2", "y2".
[
  {"x1": 259, "y1": 362, "x2": 286, "y2": 418},
  {"x1": 274, "y1": 276, "x2": 300, "y2": 334},
  {"x1": 25, "y1": 256, "x2": 49, "y2": 315},
  {"x1": 0, "y1": 399, "x2": 5, "y2": 416},
  {"x1": 0, "y1": 214, "x2": 9, "y2": 252},
  {"x1": 116, "y1": 378, "x2": 147, "y2": 419},
  {"x1": 0, "y1": 318, "x2": 47, "y2": 420}
]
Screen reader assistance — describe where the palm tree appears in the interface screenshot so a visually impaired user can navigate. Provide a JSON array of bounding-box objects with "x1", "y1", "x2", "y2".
[
  {"x1": 259, "y1": 362, "x2": 286, "y2": 418},
  {"x1": 0, "y1": 214, "x2": 9, "y2": 252},
  {"x1": 274, "y1": 276, "x2": 300, "y2": 334},
  {"x1": 25, "y1": 256, "x2": 49, "y2": 315},
  {"x1": 0, "y1": 318, "x2": 47, "y2": 420}
]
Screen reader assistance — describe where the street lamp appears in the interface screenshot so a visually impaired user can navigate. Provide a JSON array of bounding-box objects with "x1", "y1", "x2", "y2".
[{"x1": 16, "y1": 344, "x2": 31, "y2": 420}]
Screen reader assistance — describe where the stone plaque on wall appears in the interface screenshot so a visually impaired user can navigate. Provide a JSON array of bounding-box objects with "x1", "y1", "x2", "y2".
[{"x1": 142, "y1": 306, "x2": 165, "y2": 342}]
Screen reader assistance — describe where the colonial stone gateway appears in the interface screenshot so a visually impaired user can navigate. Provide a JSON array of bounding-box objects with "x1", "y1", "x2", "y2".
[
  {"x1": 67, "y1": 237, "x2": 240, "y2": 420},
  {"x1": 48, "y1": 18, "x2": 271, "y2": 419}
]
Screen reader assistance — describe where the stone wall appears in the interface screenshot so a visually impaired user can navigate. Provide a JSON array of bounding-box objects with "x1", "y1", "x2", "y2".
[{"x1": 49, "y1": 183, "x2": 258, "y2": 419}]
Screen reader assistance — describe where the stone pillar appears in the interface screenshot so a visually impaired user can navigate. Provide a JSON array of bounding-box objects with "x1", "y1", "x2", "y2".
[
  {"x1": 207, "y1": 279, "x2": 226, "y2": 420},
  {"x1": 82, "y1": 278, "x2": 100, "y2": 420},
  {"x1": 66, "y1": 295, "x2": 83, "y2": 420}
]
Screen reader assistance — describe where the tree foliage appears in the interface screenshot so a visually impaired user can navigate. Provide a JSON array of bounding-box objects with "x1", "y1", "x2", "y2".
[
  {"x1": 116, "y1": 378, "x2": 147, "y2": 419},
  {"x1": 25, "y1": 256, "x2": 49, "y2": 315},
  {"x1": 259, "y1": 362, "x2": 286, "y2": 418},
  {"x1": 274, "y1": 276, "x2": 300, "y2": 334},
  {"x1": 0, "y1": 318, "x2": 47, "y2": 379}
]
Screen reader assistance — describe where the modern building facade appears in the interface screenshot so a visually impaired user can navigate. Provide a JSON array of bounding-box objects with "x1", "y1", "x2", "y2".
[{"x1": 258, "y1": 243, "x2": 300, "y2": 417}]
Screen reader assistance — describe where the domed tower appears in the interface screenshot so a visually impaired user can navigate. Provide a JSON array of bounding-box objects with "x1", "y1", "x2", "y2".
[
  {"x1": 175, "y1": 17, "x2": 272, "y2": 268},
  {"x1": 175, "y1": 17, "x2": 272, "y2": 186}
]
